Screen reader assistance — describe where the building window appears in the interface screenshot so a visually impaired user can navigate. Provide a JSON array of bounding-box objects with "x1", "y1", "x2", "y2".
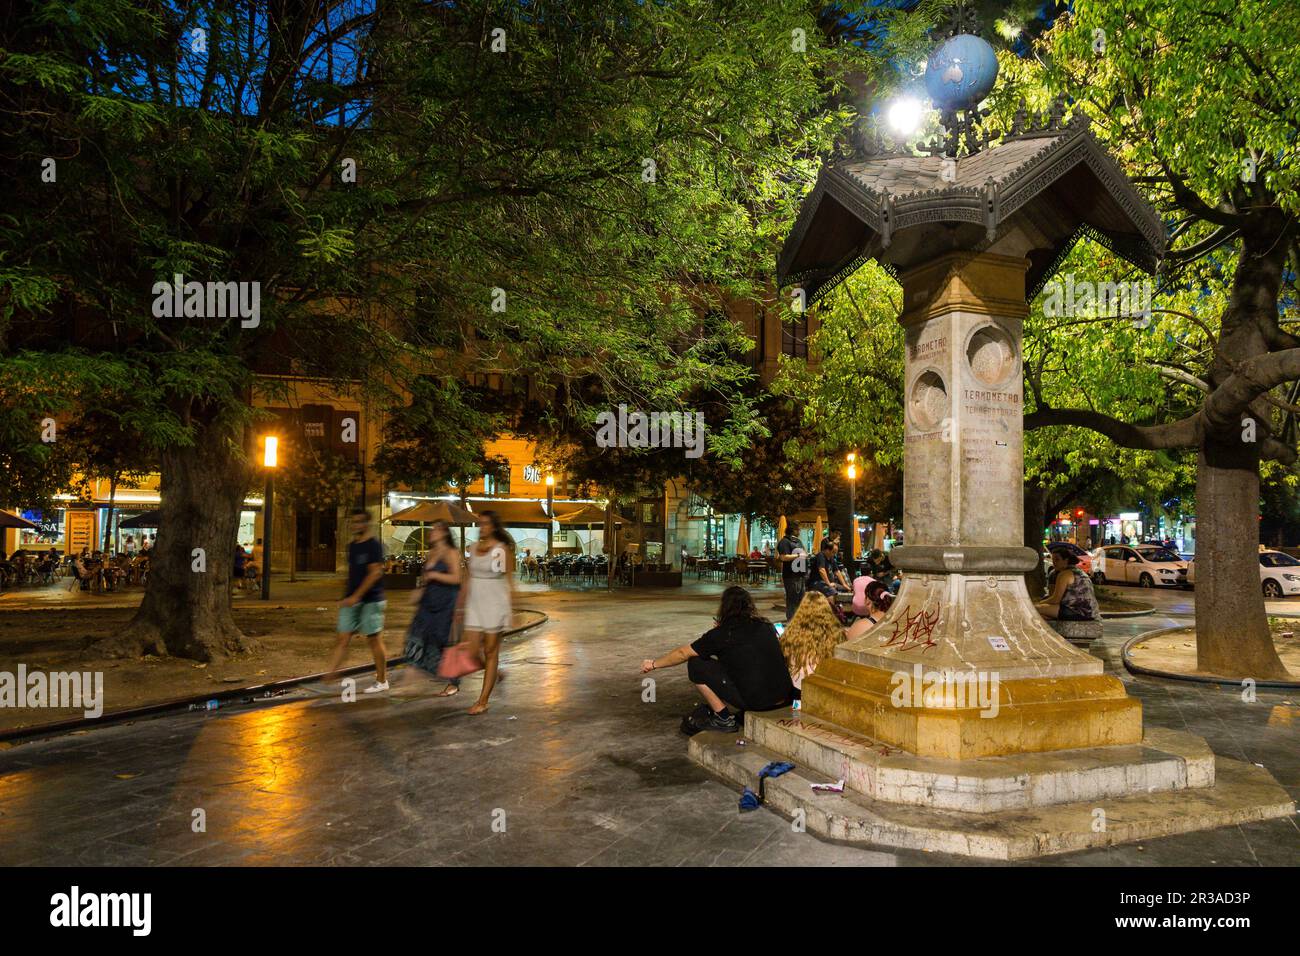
[
  {"x1": 485, "y1": 470, "x2": 511, "y2": 496},
  {"x1": 782, "y1": 314, "x2": 808, "y2": 359}
]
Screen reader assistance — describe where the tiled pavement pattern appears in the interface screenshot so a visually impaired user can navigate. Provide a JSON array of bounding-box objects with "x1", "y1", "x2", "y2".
[{"x1": 1, "y1": 583, "x2": 1297, "y2": 866}]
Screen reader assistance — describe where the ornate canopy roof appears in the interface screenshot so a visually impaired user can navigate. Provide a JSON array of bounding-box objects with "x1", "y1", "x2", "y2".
[{"x1": 776, "y1": 113, "x2": 1165, "y2": 304}]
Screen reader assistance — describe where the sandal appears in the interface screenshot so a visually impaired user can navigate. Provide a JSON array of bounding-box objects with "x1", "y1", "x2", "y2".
[{"x1": 435, "y1": 684, "x2": 460, "y2": 697}]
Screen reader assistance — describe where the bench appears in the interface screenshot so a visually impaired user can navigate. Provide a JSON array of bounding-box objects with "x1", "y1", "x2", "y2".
[{"x1": 1050, "y1": 619, "x2": 1104, "y2": 645}]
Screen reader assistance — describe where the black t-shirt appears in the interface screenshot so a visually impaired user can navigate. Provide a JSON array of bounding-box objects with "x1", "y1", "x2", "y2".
[
  {"x1": 808, "y1": 551, "x2": 835, "y2": 587},
  {"x1": 691, "y1": 617, "x2": 794, "y2": 710},
  {"x1": 346, "y1": 536, "x2": 385, "y2": 603},
  {"x1": 776, "y1": 534, "x2": 807, "y2": 581}
]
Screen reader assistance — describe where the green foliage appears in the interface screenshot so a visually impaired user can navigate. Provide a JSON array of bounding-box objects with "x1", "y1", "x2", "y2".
[
  {"x1": 1, "y1": 0, "x2": 878, "y2": 504},
  {"x1": 776, "y1": 263, "x2": 905, "y2": 469},
  {"x1": 1048, "y1": 0, "x2": 1300, "y2": 217},
  {"x1": 684, "y1": 395, "x2": 822, "y2": 521},
  {"x1": 276, "y1": 438, "x2": 356, "y2": 514},
  {"x1": 373, "y1": 377, "x2": 507, "y2": 492}
]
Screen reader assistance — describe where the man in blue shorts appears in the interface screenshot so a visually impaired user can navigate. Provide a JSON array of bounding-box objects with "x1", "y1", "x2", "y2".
[{"x1": 326, "y1": 509, "x2": 389, "y2": 693}]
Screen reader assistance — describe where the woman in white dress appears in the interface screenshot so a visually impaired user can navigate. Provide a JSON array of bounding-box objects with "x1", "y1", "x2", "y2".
[{"x1": 463, "y1": 510, "x2": 515, "y2": 715}]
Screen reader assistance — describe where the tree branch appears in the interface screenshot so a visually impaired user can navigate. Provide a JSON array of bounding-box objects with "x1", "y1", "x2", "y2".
[
  {"x1": 1153, "y1": 153, "x2": 1242, "y2": 228},
  {"x1": 1024, "y1": 407, "x2": 1199, "y2": 450}
]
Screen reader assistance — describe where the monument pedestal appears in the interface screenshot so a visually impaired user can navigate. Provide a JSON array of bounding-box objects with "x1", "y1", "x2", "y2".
[
  {"x1": 802, "y1": 656, "x2": 1140, "y2": 761},
  {"x1": 690, "y1": 710, "x2": 1295, "y2": 860}
]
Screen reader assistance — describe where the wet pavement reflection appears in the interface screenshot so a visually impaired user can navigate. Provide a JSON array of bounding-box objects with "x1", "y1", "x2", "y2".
[{"x1": 1, "y1": 582, "x2": 1297, "y2": 866}]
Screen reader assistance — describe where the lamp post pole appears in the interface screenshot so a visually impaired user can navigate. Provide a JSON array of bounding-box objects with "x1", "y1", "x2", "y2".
[
  {"x1": 261, "y1": 436, "x2": 278, "y2": 601},
  {"x1": 847, "y1": 453, "x2": 857, "y2": 569},
  {"x1": 545, "y1": 474, "x2": 555, "y2": 555}
]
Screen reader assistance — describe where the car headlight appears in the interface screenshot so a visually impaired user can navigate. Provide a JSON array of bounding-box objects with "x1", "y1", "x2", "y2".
[
  {"x1": 1284, "y1": 574, "x2": 1300, "y2": 582},
  {"x1": 1159, "y1": 568, "x2": 1175, "y2": 574}
]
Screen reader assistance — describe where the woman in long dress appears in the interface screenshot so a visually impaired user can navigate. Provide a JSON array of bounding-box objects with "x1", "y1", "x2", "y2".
[
  {"x1": 403, "y1": 520, "x2": 463, "y2": 696},
  {"x1": 462, "y1": 510, "x2": 514, "y2": 715}
]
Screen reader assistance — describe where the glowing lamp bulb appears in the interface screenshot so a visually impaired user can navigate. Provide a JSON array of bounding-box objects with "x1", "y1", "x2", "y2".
[{"x1": 887, "y1": 97, "x2": 925, "y2": 137}]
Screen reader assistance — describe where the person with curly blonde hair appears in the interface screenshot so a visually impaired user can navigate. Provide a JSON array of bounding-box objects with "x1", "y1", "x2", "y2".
[{"x1": 780, "y1": 591, "x2": 849, "y2": 691}]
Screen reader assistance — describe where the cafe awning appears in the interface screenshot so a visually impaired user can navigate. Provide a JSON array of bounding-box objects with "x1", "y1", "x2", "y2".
[
  {"x1": 118, "y1": 511, "x2": 162, "y2": 530},
  {"x1": 389, "y1": 500, "x2": 476, "y2": 524},
  {"x1": 555, "y1": 503, "x2": 625, "y2": 525},
  {"x1": 466, "y1": 500, "x2": 553, "y2": 525},
  {"x1": 0, "y1": 511, "x2": 37, "y2": 530}
]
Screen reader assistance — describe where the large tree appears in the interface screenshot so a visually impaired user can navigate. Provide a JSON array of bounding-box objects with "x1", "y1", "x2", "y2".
[
  {"x1": 1, "y1": 0, "x2": 873, "y2": 658},
  {"x1": 1023, "y1": 0, "x2": 1300, "y2": 678}
]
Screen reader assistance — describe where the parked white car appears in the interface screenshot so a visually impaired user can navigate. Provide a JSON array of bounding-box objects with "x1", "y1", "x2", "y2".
[
  {"x1": 1091, "y1": 544, "x2": 1188, "y2": 588},
  {"x1": 1186, "y1": 549, "x2": 1300, "y2": 598}
]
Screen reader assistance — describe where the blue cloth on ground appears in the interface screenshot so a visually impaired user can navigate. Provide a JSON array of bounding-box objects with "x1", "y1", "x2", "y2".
[
  {"x1": 738, "y1": 787, "x2": 760, "y2": 812},
  {"x1": 756, "y1": 761, "x2": 795, "y2": 804}
]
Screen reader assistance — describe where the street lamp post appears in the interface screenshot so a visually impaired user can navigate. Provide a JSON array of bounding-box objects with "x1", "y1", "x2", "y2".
[
  {"x1": 545, "y1": 473, "x2": 555, "y2": 555},
  {"x1": 846, "y1": 452, "x2": 857, "y2": 567},
  {"x1": 261, "y1": 436, "x2": 278, "y2": 601}
]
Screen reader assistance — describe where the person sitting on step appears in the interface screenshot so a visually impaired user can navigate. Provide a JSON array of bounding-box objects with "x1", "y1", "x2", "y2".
[
  {"x1": 640, "y1": 585, "x2": 794, "y2": 735},
  {"x1": 1036, "y1": 549, "x2": 1100, "y2": 622}
]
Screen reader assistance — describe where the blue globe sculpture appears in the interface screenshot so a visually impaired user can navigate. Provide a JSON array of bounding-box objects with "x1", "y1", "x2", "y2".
[{"x1": 924, "y1": 34, "x2": 999, "y2": 112}]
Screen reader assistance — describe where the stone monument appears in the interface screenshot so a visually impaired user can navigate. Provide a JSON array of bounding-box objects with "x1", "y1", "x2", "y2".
[{"x1": 690, "y1": 21, "x2": 1294, "y2": 858}]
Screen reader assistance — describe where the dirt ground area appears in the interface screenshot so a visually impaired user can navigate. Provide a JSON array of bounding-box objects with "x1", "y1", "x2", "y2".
[
  {"x1": 0, "y1": 597, "x2": 541, "y2": 732},
  {"x1": 1126, "y1": 619, "x2": 1300, "y2": 683}
]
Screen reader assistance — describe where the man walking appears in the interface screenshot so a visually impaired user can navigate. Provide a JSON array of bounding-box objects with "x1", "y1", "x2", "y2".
[
  {"x1": 327, "y1": 509, "x2": 389, "y2": 693},
  {"x1": 776, "y1": 518, "x2": 807, "y2": 622}
]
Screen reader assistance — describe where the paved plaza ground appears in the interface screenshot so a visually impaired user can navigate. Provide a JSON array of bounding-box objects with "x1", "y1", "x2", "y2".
[{"x1": 1, "y1": 581, "x2": 1298, "y2": 866}]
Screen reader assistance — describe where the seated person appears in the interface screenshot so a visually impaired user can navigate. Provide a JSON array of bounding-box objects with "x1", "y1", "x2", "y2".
[
  {"x1": 640, "y1": 585, "x2": 793, "y2": 734},
  {"x1": 779, "y1": 591, "x2": 848, "y2": 692},
  {"x1": 846, "y1": 576, "x2": 896, "y2": 638},
  {"x1": 67, "y1": 551, "x2": 91, "y2": 591},
  {"x1": 1036, "y1": 549, "x2": 1100, "y2": 621},
  {"x1": 806, "y1": 540, "x2": 847, "y2": 598}
]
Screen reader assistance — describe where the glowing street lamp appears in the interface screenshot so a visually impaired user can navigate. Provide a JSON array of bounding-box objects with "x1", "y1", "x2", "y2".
[
  {"x1": 261, "y1": 436, "x2": 279, "y2": 601},
  {"x1": 545, "y1": 473, "x2": 555, "y2": 554},
  {"x1": 846, "y1": 452, "x2": 858, "y2": 563}
]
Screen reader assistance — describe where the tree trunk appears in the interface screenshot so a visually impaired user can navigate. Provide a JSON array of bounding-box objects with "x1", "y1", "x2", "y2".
[
  {"x1": 97, "y1": 418, "x2": 259, "y2": 661},
  {"x1": 824, "y1": 471, "x2": 852, "y2": 560},
  {"x1": 1194, "y1": 434, "x2": 1287, "y2": 677},
  {"x1": 1023, "y1": 481, "x2": 1049, "y2": 600},
  {"x1": 1194, "y1": 221, "x2": 1292, "y2": 680}
]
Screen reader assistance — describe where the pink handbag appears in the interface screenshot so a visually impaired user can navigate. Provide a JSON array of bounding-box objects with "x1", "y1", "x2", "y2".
[{"x1": 437, "y1": 642, "x2": 483, "y2": 679}]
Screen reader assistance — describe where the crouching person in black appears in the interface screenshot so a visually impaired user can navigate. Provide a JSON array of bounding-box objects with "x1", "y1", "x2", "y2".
[{"x1": 641, "y1": 585, "x2": 794, "y2": 735}]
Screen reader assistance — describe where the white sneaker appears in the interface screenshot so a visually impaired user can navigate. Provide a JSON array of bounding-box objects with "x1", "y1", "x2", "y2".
[{"x1": 363, "y1": 681, "x2": 390, "y2": 694}]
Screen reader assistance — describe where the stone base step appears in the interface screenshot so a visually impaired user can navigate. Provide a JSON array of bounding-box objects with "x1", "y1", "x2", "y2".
[
  {"x1": 749, "y1": 709, "x2": 1213, "y2": 812},
  {"x1": 689, "y1": 732, "x2": 1295, "y2": 860},
  {"x1": 1051, "y1": 619, "x2": 1105, "y2": 646}
]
